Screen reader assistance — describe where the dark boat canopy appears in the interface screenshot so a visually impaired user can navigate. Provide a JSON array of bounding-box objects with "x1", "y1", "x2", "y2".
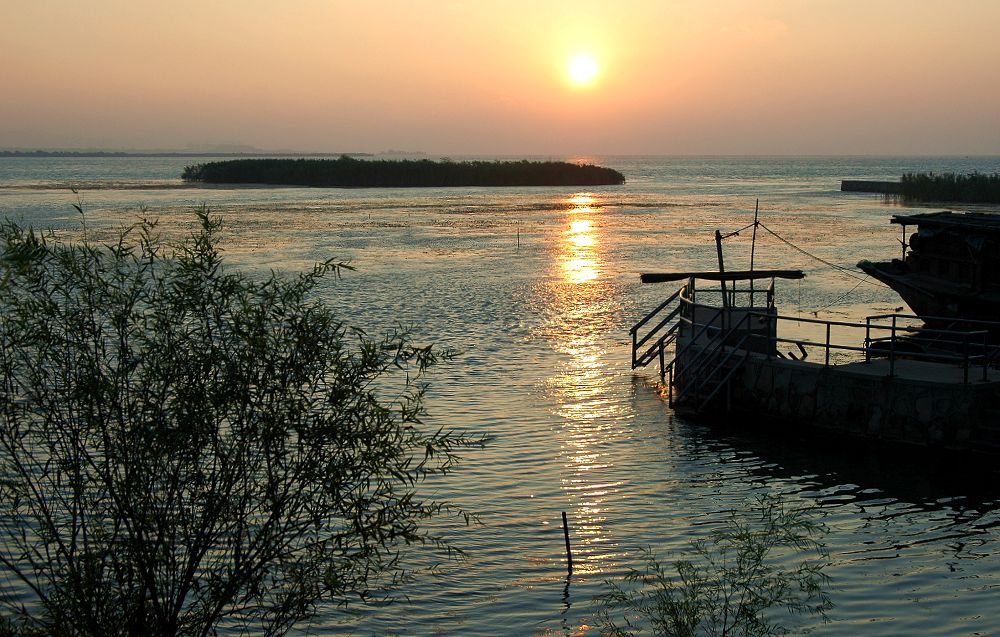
[
  {"x1": 640, "y1": 269, "x2": 804, "y2": 284},
  {"x1": 891, "y1": 211, "x2": 1000, "y2": 234}
]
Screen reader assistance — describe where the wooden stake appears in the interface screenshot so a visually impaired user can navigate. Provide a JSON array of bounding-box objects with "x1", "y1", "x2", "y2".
[{"x1": 562, "y1": 511, "x2": 574, "y2": 574}]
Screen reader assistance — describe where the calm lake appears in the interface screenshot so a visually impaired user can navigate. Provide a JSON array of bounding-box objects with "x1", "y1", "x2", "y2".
[{"x1": 3, "y1": 155, "x2": 1000, "y2": 635}]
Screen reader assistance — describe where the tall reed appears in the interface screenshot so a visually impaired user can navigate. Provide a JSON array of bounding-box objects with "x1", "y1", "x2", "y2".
[{"x1": 899, "y1": 172, "x2": 1000, "y2": 204}]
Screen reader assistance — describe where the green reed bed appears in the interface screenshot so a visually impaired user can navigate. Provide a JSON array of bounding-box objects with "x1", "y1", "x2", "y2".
[{"x1": 899, "y1": 172, "x2": 1000, "y2": 204}]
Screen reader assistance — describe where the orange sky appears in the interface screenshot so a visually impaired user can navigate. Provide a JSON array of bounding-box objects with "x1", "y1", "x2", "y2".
[{"x1": 2, "y1": 1, "x2": 999, "y2": 154}]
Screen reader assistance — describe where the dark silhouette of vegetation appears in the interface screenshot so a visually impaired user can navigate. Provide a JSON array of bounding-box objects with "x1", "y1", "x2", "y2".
[
  {"x1": 0, "y1": 210, "x2": 482, "y2": 636},
  {"x1": 595, "y1": 496, "x2": 832, "y2": 637},
  {"x1": 182, "y1": 156, "x2": 626, "y2": 187},
  {"x1": 899, "y1": 172, "x2": 1000, "y2": 204}
]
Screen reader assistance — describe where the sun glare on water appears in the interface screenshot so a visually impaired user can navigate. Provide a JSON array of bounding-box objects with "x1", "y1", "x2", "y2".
[{"x1": 568, "y1": 53, "x2": 599, "y2": 87}]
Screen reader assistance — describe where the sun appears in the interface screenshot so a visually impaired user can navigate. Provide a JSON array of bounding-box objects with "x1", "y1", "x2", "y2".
[{"x1": 567, "y1": 53, "x2": 599, "y2": 87}]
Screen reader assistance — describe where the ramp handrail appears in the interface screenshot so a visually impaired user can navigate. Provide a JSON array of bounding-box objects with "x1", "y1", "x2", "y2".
[
  {"x1": 695, "y1": 337, "x2": 753, "y2": 411},
  {"x1": 630, "y1": 287, "x2": 683, "y2": 369},
  {"x1": 672, "y1": 313, "x2": 753, "y2": 407}
]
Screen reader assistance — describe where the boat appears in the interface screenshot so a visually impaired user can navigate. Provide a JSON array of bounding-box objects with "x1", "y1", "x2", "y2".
[{"x1": 858, "y1": 211, "x2": 1000, "y2": 329}]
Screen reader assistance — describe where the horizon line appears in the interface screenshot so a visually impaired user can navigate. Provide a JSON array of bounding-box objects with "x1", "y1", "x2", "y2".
[{"x1": 4, "y1": 149, "x2": 1000, "y2": 159}]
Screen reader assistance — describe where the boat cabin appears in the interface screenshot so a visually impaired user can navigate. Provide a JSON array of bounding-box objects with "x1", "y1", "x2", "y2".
[{"x1": 893, "y1": 211, "x2": 1000, "y2": 292}]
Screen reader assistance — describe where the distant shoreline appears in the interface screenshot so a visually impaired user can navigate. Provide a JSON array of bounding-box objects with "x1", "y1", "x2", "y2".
[
  {"x1": 0, "y1": 150, "x2": 373, "y2": 159},
  {"x1": 0, "y1": 181, "x2": 291, "y2": 191}
]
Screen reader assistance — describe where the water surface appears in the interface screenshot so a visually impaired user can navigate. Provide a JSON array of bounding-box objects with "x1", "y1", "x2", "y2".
[{"x1": 2, "y1": 155, "x2": 1000, "y2": 635}]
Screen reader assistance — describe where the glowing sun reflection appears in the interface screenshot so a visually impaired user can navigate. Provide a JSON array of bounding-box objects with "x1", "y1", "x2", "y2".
[
  {"x1": 560, "y1": 195, "x2": 600, "y2": 285},
  {"x1": 543, "y1": 192, "x2": 630, "y2": 574}
]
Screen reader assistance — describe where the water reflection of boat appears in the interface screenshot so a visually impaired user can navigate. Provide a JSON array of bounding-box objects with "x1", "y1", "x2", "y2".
[{"x1": 858, "y1": 211, "x2": 1000, "y2": 330}]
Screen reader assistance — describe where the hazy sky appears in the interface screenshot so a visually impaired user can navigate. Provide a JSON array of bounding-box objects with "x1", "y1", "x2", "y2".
[{"x1": 3, "y1": 0, "x2": 999, "y2": 155}]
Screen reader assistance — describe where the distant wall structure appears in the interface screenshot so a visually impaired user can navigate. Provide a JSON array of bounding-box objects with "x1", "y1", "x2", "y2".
[{"x1": 841, "y1": 180, "x2": 902, "y2": 194}]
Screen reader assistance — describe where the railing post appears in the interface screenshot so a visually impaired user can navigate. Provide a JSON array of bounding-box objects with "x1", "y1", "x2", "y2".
[
  {"x1": 668, "y1": 363, "x2": 674, "y2": 407},
  {"x1": 632, "y1": 330, "x2": 637, "y2": 368},
  {"x1": 889, "y1": 315, "x2": 896, "y2": 377},
  {"x1": 865, "y1": 317, "x2": 871, "y2": 363},
  {"x1": 825, "y1": 323, "x2": 831, "y2": 367},
  {"x1": 659, "y1": 342, "x2": 666, "y2": 382}
]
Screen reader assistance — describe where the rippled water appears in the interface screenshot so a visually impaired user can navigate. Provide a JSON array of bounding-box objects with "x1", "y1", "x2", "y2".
[{"x1": 3, "y1": 155, "x2": 1000, "y2": 635}]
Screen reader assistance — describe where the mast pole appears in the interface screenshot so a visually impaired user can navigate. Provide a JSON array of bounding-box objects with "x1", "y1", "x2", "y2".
[
  {"x1": 716, "y1": 229, "x2": 728, "y2": 309},
  {"x1": 749, "y1": 199, "x2": 759, "y2": 303}
]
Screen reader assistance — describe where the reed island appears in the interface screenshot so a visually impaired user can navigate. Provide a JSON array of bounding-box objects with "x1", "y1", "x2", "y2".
[
  {"x1": 182, "y1": 156, "x2": 626, "y2": 187},
  {"x1": 842, "y1": 172, "x2": 1000, "y2": 203}
]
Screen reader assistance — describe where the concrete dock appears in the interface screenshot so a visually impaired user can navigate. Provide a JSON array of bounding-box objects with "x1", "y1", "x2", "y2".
[
  {"x1": 678, "y1": 347, "x2": 1000, "y2": 455},
  {"x1": 631, "y1": 274, "x2": 1000, "y2": 457}
]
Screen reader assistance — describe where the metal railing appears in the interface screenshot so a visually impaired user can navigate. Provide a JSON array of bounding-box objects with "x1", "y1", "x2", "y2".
[
  {"x1": 686, "y1": 282, "x2": 775, "y2": 314},
  {"x1": 629, "y1": 280, "x2": 777, "y2": 401},
  {"x1": 633, "y1": 281, "x2": 1000, "y2": 406},
  {"x1": 703, "y1": 307, "x2": 995, "y2": 384},
  {"x1": 631, "y1": 280, "x2": 1000, "y2": 417},
  {"x1": 629, "y1": 287, "x2": 683, "y2": 369},
  {"x1": 670, "y1": 313, "x2": 753, "y2": 409}
]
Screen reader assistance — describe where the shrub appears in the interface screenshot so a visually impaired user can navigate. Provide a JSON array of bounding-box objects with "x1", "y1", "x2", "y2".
[
  {"x1": 0, "y1": 211, "x2": 479, "y2": 636},
  {"x1": 595, "y1": 496, "x2": 832, "y2": 637}
]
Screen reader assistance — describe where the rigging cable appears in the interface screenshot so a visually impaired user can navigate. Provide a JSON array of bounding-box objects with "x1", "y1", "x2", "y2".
[
  {"x1": 811, "y1": 275, "x2": 872, "y2": 314},
  {"x1": 756, "y1": 222, "x2": 888, "y2": 288},
  {"x1": 721, "y1": 220, "x2": 758, "y2": 239}
]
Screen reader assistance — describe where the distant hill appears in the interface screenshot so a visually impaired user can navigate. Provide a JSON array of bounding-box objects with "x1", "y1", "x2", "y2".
[{"x1": 181, "y1": 157, "x2": 626, "y2": 188}]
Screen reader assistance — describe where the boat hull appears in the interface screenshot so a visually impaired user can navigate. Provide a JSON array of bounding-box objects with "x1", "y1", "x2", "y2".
[{"x1": 858, "y1": 259, "x2": 1000, "y2": 328}]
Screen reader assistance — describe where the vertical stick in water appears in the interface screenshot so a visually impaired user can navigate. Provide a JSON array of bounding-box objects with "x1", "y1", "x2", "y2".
[{"x1": 562, "y1": 511, "x2": 574, "y2": 574}]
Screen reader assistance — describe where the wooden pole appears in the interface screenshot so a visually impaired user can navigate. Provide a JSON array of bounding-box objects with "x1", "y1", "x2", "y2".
[
  {"x1": 715, "y1": 230, "x2": 728, "y2": 310},
  {"x1": 562, "y1": 511, "x2": 574, "y2": 574}
]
